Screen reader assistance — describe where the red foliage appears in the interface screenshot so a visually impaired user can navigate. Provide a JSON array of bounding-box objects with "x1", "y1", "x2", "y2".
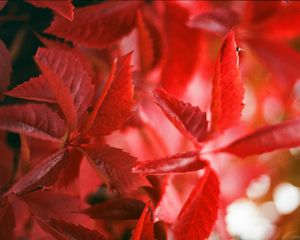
[{"x1": 1, "y1": 1, "x2": 300, "y2": 239}]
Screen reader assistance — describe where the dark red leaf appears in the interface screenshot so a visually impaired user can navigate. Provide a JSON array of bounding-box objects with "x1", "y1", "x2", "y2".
[
  {"x1": 9, "y1": 149, "x2": 67, "y2": 195},
  {"x1": 82, "y1": 145, "x2": 148, "y2": 194},
  {"x1": 35, "y1": 48, "x2": 94, "y2": 129},
  {"x1": 56, "y1": 147, "x2": 83, "y2": 187},
  {"x1": 82, "y1": 53, "x2": 134, "y2": 136},
  {"x1": 26, "y1": 0, "x2": 74, "y2": 21},
  {"x1": 37, "y1": 218, "x2": 105, "y2": 240},
  {"x1": 5, "y1": 75, "x2": 55, "y2": 103},
  {"x1": 161, "y1": 2, "x2": 201, "y2": 96},
  {"x1": 81, "y1": 198, "x2": 145, "y2": 220},
  {"x1": 153, "y1": 88, "x2": 208, "y2": 144},
  {"x1": 210, "y1": 31, "x2": 244, "y2": 133},
  {"x1": 0, "y1": 40, "x2": 12, "y2": 99},
  {"x1": 0, "y1": 197, "x2": 15, "y2": 240},
  {"x1": 219, "y1": 117, "x2": 300, "y2": 158},
  {"x1": 133, "y1": 151, "x2": 207, "y2": 175},
  {"x1": 21, "y1": 190, "x2": 84, "y2": 222},
  {"x1": 45, "y1": 1, "x2": 141, "y2": 49},
  {"x1": 132, "y1": 201, "x2": 154, "y2": 240},
  {"x1": 173, "y1": 166, "x2": 220, "y2": 240},
  {"x1": 0, "y1": 103, "x2": 66, "y2": 142}
]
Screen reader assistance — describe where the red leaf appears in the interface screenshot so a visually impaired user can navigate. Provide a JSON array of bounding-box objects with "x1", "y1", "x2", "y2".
[
  {"x1": 210, "y1": 31, "x2": 244, "y2": 132},
  {"x1": 132, "y1": 201, "x2": 154, "y2": 240},
  {"x1": 82, "y1": 53, "x2": 134, "y2": 136},
  {"x1": 133, "y1": 151, "x2": 207, "y2": 175},
  {"x1": 0, "y1": 40, "x2": 12, "y2": 99},
  {"x1": 5, "y1": 75, "x2": 55, "y2": 103},
  {"x1": 137, "y1": 11, "x2": 162, "y2": 73},
  {"x1": 26, "y1": 0, "x2": 74, "y2": 21},
  {"x1": 153, "y1": 88, "x2": 208, "y2": 144},
  {"x1": 253, "y1": 4, "x2": 300, "y2": 39},
  {"x1": 45, "y1": 1, "x2": 141, "y2": 49},
  {"x1": 35, "y1": 48, "x2": 94, "y2": 129},
  {"x1": 161, "y1": 2, "x2": 201, "y2": 96},
  {"x1": 247, "y1": 37, "x2": 300, "y2": 91},
  {"x1": 82, "y1": 145, "x2": 148, "y2": 194},
  {"x1": 173, "y1": 166, "x2": 220, "y2": 240},
  {"x1": 0, "y1": 103, "x2": 66, "y2": 142},
  {"x1": 56, "y1": 147, "x2": 82, "y2": 187},
  {"x1": 9, "y1": 149, "x2": 67, "y2": 195},
  {"x1": 81, "y1": 198, "x2": 145, "y2": 220},
  {"x1": 0, "y1": 197, "x2": 15, "y2": 240},
  {"x1": 21, "y1": 190, "x2": 85, "y2": 222},
  {"x1": 37, "y1": 218, "x2": 105, "y2": 240},
  {"x1": 154, "y1": 177, "x2": 182, "y2": 224},
  {"x1": 219, "y1": 117, "x2": 300, "y2": 158}
]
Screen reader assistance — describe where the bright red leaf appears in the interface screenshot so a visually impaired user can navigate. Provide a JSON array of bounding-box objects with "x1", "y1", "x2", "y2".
[
  {"x1": 133, "y1": 151, "x2": 207, "y2": 175},
  {"x1": 219, "y1": 117, "x2": 300, "y2": 158},
  {"x1": 153, "y1": 88, "x2": 208, "y2": 144},
  {"x1": 161, "y1": 2, "x2": 201, "y2": 96},
  {"x1": 0, "y1": 104, "x2": 66, "y2": 142},
  {"x1": 26, "y1": 0, "x2": 74, "y2": 21},
  {"x1": 83, "y1": 53, "x2": 134, "y2": 136},
  {"x1": 210, "y1": 31, "x2": 244, "y2": 133},
  {"x1": 132, "y1": 201, "x2": 154, "y2": 240},
  {"x1": 45, "y1": 1, "x2": 141, "y2": 49},
  {"x1": 173, "y1": 166, "x2": 220, "y2": 240}
]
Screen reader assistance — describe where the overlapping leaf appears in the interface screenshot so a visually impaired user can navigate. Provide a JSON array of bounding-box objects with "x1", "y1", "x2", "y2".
[
  {"x1": 133, "y1": 151, "x2": 207, "y2": 175},
  {"x1": 153, "y1": 88, "x2": 208, "y2": 144},
  {"x1": 132, "y1": 202, "x2": 154, "y2": 240},
  {"x1": 219, "y1": 117, "x2": 300, "y2": 158},
  {"x1": 26, "y1": 0, "x2": 74, "y2": 21},
  {"x1": 83, "y1": 53, "x2": 134, "y2": 136},
  {"x1": 83, "y1": 145, "x2": 148, "y2": 194},
  {"x1": 81, "y1": 198, "x2": 145, "y2": 220},
  {"x1": 9, "y1": 149, "x2": 66, "y2": 195},
  {"x1": 37, "y1": 218, "x2": 105, "y2": 240},
  {"x1": 173, "y1": 166, "x2": 220, "y2": 240},
  {"x1": 210, "y1": 31, "x2": 244, "y2": 132},
  {"x1": 35, "y1": 48, "x2": 94, "y2": 129},
  {"x1": 5, "y1": 75, "x2": 55, "y2": 103},
  {"x1": 0, "y1": 104, "x2": 66, "y2": 142},
  {"x1": 45, "y1": 1, "x2": 141, "y2": 49}
]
